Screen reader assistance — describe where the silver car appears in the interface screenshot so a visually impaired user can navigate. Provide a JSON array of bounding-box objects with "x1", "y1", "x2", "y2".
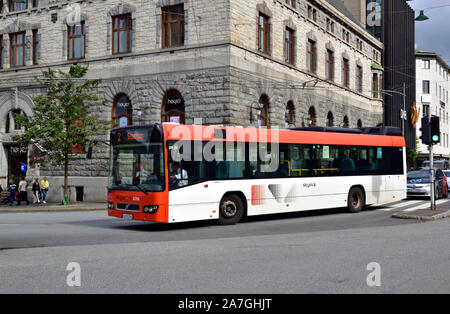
[{"x1": 407, "y1": 168, "x2": 448, "y2": 199}]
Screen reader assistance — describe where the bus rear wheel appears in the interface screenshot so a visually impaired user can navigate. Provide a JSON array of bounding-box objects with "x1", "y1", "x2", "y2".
[
  {"x1": 219, "y1": 194, "x2": 244, "y2": 225},
  {"x1": 347, "y1": 187, "x2": 365, "y2": 213}
]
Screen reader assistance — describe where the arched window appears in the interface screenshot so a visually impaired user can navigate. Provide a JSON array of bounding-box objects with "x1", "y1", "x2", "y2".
[
  {"x1": 285, "y1": 101, "x2": 295, "y2": 128},
  {"x1": 161, "y1": 89, "x2": 185, "y2": 124},
  {"x1": 257, "y1": 95, "x2": 269, "y2": 127},
  {"x1": 112, "y1": 94, "x2": 132, "y2": 127},
  {"x1": 327, "y1": 111, "x2": 334, "y2": 127},
  {"x1": 343, "y1": 116, "x2": 349, "y2": 128},
  {"x1": 308, "y1": 106, "x2": 316, "y2": 127},
  {"x1": 357, "y1": 119, "x2": 362, "y2": 128},
  {"x1": 5, "y1": 109, "x2": 25, "y2": 133}
]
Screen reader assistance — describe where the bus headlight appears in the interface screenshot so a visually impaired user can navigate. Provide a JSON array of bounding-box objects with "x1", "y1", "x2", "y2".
[
  {"x1": 143, "y1": 205, "x2": 159, "y2": 214},
  {"x1": 108, "y1": 202, "x2": 115, "y2": 210}
]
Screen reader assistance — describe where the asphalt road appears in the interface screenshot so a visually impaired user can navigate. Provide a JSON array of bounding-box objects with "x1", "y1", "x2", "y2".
[{"x1": 0, "y1": 199, "x2": 449, "y2": 294}]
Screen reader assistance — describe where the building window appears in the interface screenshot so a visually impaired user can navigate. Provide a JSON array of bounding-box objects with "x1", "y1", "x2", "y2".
[
  {"x1": 423, "y1": 59, "x2": 430, "y2": 69},
  {"x1": 284, "y1": 27, "x2": 295, "y2": 65},
  {"x1": 326, "y1": 50, "x2": 334, "y2": 81},
  {"x1": 356, "y1": 65, "x2": 363, "y2": 93},
  {"x1": 112, "y1": 14, "x2": 132, "y2": 54},
  {"x1": 356, "y1": 38, "x2": 363, "y2": 51},
  {"x1": 342, "y1": 29, "x2": 350, "y2": 43},
  {"x1": 32, "y1": 30, "x2": 39, "y2": 65},
  {"x1": 9, "y1": 0, "x2": 26, "y2": 11},
  {"x1": 161, "y1": 89, "x2": 185, "y2": 124},
  {"x1": 343, "y1": 116, "x2": 349, "y2": 128},
  {"x1": 10, "y1": 32, "x2": 25, "y2": 67},
  {"x1": 341, "y1": 58, "x2": 349, "y2": 87},
  {"x1": 372, "y1": 73, "x2": 380, "y2": 98},
  {"x1": 285, "y1": 101, "x2": 294, "y2": 128},
  {"x1": 258, "y1": 13, "x2": 270, "y2": 55},
  {"x1": 285, "y1": 0, "x2": 295, "y2": 8},
  {"x1": 257, "y1": 95, "x2": 269, "y2": 127},
  {"x1": 68, "y1": 22, "x2": 86, "y2": 60},
  {"x1": 357, "y1": 119, "x2": 362, "y2": 128},
  {"x1": 8, "y1": 0, "x2": 38, "y2": 11},
  {"x1": 112, "y1": 94, "x2": 132, "y2": 127},
  {"x1": 308, "y1": 106, "x2": 316, "y2": 127},
  {"x1": 326, "y1": 18, "x2": 335, "y2": 33},
  {"x1": 327, "y1": 112, "x2": 334, "y2": 127},
  {"x1": 162, "y1": 5, "x2": 185, "y2": 48},
  {"x1": 307, "y1": 39, "x2": 316, "y2": 73},
  {"x1": 423, "y1": 80, "x2": 430, "y2": 94},
  {"x1": 5, "y1": 109, "x2": 25, "y2": 133}
]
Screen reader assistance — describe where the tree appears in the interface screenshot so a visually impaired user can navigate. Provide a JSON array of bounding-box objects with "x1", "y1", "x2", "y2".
[
  {"x1": 13, "y1": 65, "x2": 108, "y2": 204},
  {"x1": 407, "y1": 137, "x2": 419, "y2": 169}
]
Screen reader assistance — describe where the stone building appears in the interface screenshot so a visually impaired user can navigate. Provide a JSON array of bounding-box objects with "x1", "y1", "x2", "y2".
[{"x1": 0, "y1": 0, "x2": 383, "y2": 202}]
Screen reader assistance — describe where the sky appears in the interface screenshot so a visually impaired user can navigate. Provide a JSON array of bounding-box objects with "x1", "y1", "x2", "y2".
[{"x1": 409, "y1": 0, "x2": 450, "y2": 65}]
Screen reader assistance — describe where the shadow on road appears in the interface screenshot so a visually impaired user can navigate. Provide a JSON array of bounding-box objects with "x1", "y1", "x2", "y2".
[{"x1": 65, "y1": 205, "x2": 388, "y2": 233}]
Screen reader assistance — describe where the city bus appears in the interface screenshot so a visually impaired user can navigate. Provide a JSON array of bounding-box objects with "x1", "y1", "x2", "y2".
[{"x1": 107, "y1": 123, "x2": 406, "y2": 225}]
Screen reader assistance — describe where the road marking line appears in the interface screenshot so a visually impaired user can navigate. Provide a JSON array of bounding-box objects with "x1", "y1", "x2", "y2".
[
  {"x1": 401, "y1": 199, "x2": 450, "y2": 212},
  {"x1": 380, "y1": 200, "x2": 423, "y2": 211}
]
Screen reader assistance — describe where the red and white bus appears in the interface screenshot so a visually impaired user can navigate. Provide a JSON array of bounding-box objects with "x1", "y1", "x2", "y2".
[{"x1": 107, "y1": 124, "x2": 406, "y2": 224}]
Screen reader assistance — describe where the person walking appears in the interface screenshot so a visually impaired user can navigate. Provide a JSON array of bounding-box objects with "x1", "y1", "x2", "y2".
[
  {"x1": 32, "y1": 178, "x2": 41, "y2": 204},
  {"x1": 41, "y1": 177, "x2": 49, "y2": 204},
  {"x1": 7, "y1": 181, "x2": 17, "y2": 206},
  {"x1": 17, "y1": 177, "x2": 29, "y2": 206}
]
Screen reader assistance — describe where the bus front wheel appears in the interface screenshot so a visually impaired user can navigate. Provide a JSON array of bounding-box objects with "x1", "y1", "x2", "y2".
[
  {"x1": 219, "y1": 194, "x2": 244, "y2": 225},
  {"x1": 347, "y1": 187, "x2": 365, "y2": 213}
]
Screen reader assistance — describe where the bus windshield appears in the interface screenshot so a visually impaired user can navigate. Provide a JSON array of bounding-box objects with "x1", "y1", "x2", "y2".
[{"x1": 108, "y1": 127, "x2": 165, "y2": 193}]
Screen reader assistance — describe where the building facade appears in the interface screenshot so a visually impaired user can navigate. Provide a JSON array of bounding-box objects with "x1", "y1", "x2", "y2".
[
  {"x1": 415, "y1": 50, "x2": 450, "y2": 162},
  {"x1": 0, "y1": 0, "x2": 383, "y2": 202}
]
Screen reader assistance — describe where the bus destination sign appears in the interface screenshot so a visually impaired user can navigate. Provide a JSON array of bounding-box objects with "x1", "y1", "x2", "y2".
[{"x1": 112, "y1": 128, "x2": 150, "y2": 144}]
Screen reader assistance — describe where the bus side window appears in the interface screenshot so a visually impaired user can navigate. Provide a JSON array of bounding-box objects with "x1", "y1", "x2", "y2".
[{"x1": 341, "y1": 147, "x2": 356, "y2": 172}]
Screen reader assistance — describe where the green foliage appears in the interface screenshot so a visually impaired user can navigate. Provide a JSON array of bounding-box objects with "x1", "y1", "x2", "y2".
[
  {"x1": 12, "y1": 65, "x2": 109, "y2": 200},
  {"x1": 14, "y1": 66, "x2": 108, "y2": 166},
  {"x1": 407, "y1": 137, "x2": 419, "y2": 168},
  {"x1": 9, "y1": 174, "x2": 21, "y2": 186}
]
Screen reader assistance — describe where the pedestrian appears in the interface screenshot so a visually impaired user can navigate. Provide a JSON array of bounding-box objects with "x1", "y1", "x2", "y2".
[
  {"x1": 32, "y1": 178, "x2": 41, "y2": 204},
  {"x1": 17, "y1": 176, "x2": 29, "y2": 206},
  {"x1": 41, "y1": 177, "x2": 49, "y2": 204},
  {"x1": 7, "y1": 181, "x2": 17, "y2": 206}
]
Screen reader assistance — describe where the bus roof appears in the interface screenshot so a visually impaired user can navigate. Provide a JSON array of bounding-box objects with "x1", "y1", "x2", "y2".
[{"x1": 161, "y1": 124, "x2": 406, "y2": 147}]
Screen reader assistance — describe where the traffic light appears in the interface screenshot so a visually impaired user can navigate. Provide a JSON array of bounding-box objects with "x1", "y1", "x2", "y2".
[
  {"x1": 430, "y1": 116, "x2": 440, "y2": 145},
  {"x1": 420, "y1": 117, "x2": 431, "y2": 145}
]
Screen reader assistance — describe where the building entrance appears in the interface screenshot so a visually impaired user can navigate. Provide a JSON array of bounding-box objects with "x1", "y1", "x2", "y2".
[{"x1": 5, "y1": 145, "x2": 28, "y2": 180}]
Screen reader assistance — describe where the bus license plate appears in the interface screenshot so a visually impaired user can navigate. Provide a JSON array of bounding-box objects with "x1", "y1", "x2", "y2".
[{"x1": 122, "y1": 214, "x2": 133, "y2": 220}]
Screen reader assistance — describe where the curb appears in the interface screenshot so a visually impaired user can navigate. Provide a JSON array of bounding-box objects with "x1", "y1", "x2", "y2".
[
  {"x1": 0, "y1": 204, "x2": 106, "y2": 214},
  {"x1": 392, "y1": 209, "x2": 450, "y2": 221}
]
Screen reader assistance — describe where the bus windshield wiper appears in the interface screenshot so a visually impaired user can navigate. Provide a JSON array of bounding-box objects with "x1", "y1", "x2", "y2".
[{"x1": 136, "y1": 184, "x2": 149, "y2": 195}]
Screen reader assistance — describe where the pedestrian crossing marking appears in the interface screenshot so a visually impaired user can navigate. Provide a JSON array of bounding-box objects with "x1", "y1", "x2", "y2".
[{"x1": 379, "y1": 199, "x2": 450, "y2": 213}]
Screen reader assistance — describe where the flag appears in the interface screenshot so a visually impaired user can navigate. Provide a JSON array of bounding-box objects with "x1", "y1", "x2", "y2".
[{"x1": 411, "y1": 102, "x2": 420, "y2": 128}]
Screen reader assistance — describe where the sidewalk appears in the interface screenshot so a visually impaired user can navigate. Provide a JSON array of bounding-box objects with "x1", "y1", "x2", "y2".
[
  {"x1": 392, "y1": 199, "x2": 450, "y2": 221},
  {"x1": 0, "y1": 202, "x2": 106, "y2": 213}
]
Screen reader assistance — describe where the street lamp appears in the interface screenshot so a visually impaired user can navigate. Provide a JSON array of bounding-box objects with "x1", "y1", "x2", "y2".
[{"x1": 415, "y1": 10, "x2": 429, "y2": 22}]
